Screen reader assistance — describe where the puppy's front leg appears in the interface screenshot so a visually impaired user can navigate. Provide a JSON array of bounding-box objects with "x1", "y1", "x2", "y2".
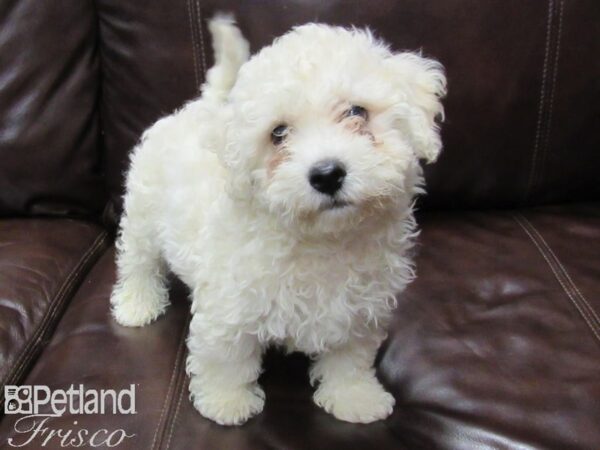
[
  {"x1": 186, "y1": 313, "x2": 264, "y2": 426},
  {"x1": 311, "y1": 335, "x2": 395, "y2": 423}
]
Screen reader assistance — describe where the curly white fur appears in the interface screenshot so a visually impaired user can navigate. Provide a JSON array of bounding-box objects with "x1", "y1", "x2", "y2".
[{"x1": 111, "y1": 16, "x2": 445, "y2": 426}]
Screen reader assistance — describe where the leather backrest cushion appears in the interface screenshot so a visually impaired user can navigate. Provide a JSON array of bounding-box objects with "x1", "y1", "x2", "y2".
[
  {"x1": 0, "y1": 0, "x2": 105, "y2": 218},
  {"x1": 97, "y1": 0, "x2": 200, "y2": 225},
  {"x1": 99, "y1": 0, "x2": 600, "y2": 223}
]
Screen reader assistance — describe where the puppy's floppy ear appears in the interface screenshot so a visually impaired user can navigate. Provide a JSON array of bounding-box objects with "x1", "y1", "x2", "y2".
[
  {"x1": 386, "y1": 52, "x2": 446, "y2": 163},
  {"x1": 201, "y1": 13, "x2": 250, "y2": 102}
]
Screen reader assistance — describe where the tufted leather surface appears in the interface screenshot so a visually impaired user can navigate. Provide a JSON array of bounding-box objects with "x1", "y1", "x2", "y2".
[
  {"x1": 0, "y1": 219, "x2": 108, "y2": 403},
  {"x1": 1, "y1": 205, "x2": 598, "y2": 449},
  {"x1": 98, "y1": 0, "x2": 600, "y2": 224},
  {"x1": 0, "y1": 0, "x2": 105, "y2": 218}
]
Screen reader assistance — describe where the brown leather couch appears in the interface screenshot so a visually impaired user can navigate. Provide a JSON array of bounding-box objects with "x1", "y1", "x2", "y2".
[{"x1": 1, "y1": 1, "x2": 599, "y2": 449}]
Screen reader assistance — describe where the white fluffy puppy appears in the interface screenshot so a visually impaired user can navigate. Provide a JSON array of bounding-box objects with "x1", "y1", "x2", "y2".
[{"x1": 111, "y1": 15, "x2": 445, "y2": 426}]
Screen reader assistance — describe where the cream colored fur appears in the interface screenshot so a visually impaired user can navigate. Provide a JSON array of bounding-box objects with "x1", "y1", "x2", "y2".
[{"x1": 111, "y1": 16, "x2": 446, "y2": 426}]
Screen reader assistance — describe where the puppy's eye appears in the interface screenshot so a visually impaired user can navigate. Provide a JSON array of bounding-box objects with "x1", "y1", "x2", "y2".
[
  {"x1": 346, "y1": 105, "x2": 368, "y2": 120},
  {"x1": 271, "y1": 124, "x2": 288, "y2": 145}
]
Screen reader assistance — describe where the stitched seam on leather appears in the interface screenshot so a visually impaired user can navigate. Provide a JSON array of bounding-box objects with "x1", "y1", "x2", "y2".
[
  {"x1": 514, "y1": 214, "x2": 600, "y2": 344},
  {"x1": 163, "y1": 352, "x2": 188, "y2": 450},
  {"x1": 520, "y1": 215, "x2": 600, "y2": 332},
  {"x1": 196, "y1": 1, "x2": 207, "y2": 75},
  {"x1": 516, "y1": 214, "x2": 600, "y2": 342},
  {"x1": 525, "y1": 0, "x2": 553, "y2": 203},
  {"x1": 538, "y1": 0, "x2": 564, "y2": 194},
  {"x1": 150, "y1": 314, "x2": 190, "y2": 450},
  {"x1": 522, "y1": 215, "x2": 600, "y2": 330},
  {"x1": 564, "y1": 275, "x2": 600, "y2": 329},
  {"x1": 0, "y1": 231, "x2": 110, "y2": 399},
  {"x1": 186, "y1": 0, "x2": 200, "y2": 91}
]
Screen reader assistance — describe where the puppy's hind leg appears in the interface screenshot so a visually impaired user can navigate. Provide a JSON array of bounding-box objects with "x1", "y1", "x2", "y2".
[{"x1": 110, "y1": 211, "x2": 170, "y2": 327}]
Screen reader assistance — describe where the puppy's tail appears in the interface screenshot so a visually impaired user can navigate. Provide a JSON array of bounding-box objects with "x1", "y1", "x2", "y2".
[{"x1": 202, "y1": 14, "x2": 250, "y2": 103}]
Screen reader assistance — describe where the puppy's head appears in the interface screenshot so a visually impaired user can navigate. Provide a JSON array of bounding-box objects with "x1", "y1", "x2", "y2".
[{"x1": 206, "y1": 19, "x2": 446, "y2": 235}]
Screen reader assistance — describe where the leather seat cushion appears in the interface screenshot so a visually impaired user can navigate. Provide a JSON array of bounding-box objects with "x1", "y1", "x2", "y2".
[
  {"x1": 0, "y1": 219, "x2": 108, "y2": 404},
  {"x1": 1, "y1": 204, "x2": 598, "y2": 449}
]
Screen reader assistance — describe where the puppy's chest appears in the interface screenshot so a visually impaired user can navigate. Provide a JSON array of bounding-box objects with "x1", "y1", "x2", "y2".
[{"x1": 253, "y1": 248, "x2": 398, "y2": 352}]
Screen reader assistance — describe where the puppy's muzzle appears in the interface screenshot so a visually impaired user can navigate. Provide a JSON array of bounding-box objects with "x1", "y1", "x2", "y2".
[{"x1": 308, "y1": 159, "x2": 346, "y2": 197}]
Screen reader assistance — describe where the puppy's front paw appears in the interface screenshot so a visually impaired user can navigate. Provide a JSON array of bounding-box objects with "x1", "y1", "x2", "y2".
[
  {"x1": 110, "y1": 283, "x2": 168, "y2": 327},
  {"x1": 111, "y1": 300, "x2": 162, "y2": 327},
  {"x1": 192, "y1": 383, "x2": 265, "y2": 426},
  {"x1": 314, "y1": 375, "x2": 395, "y2": 423}
]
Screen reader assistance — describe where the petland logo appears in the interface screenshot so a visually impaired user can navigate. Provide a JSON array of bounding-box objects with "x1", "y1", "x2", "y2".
[{"x1": 4, "y1": 385, "x2": 136, "y2": 448}]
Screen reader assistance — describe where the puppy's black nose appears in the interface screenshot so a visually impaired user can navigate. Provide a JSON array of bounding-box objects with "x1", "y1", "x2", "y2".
[{"x1": 308, "y1": 159, "x2": 346, "y2": 196}]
